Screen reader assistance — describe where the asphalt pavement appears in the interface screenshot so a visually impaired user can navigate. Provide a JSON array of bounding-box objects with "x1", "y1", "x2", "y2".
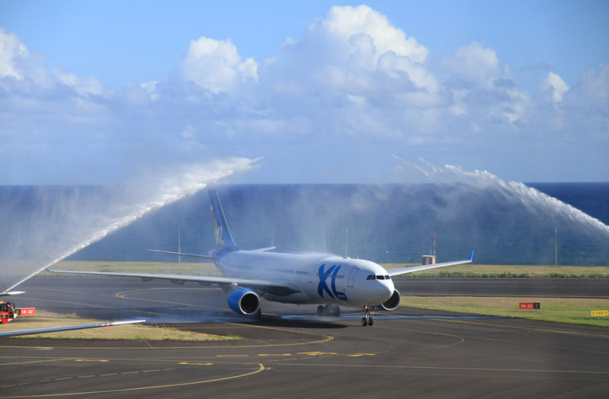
[{"x1": 0, "y1": 276, "x2": 607, "y2": 398}]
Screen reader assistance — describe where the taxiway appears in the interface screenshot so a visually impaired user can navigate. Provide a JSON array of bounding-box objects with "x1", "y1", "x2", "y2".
[{"x1": 0, "y1": 276, "x2": 607, "y2": 398}]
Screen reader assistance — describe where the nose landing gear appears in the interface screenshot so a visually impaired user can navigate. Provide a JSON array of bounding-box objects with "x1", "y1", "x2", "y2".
[{"x1": 362, "y1": 306, "x2": 374, "y2": 326}]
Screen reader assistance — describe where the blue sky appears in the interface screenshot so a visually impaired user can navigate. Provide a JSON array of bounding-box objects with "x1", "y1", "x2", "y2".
[{"x1": 1, "y1": 0, "x2": 608, "y2": 184}]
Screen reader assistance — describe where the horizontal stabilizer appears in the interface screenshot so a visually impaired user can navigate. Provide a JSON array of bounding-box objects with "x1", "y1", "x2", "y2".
[{"x1": 146, "y1": 249, "x2": 215, "y2": 260}]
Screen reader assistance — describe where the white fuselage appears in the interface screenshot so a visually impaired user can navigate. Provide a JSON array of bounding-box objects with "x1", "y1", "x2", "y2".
[{"x1": 216, "y1": 250, "x2": 395, "y2": 307}]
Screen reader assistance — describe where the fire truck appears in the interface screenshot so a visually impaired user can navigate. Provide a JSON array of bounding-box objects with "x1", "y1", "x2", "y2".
[{"x1": 0, "y1": 301, "x2": 36, "y2": 324}]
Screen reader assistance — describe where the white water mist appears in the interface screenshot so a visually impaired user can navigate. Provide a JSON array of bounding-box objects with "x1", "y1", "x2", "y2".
[
  {"x1": 393, "y1": 157, "x2": 609, "y2": 238},
  {"x1": 1, "y1": 158, "x2": 258, "y2": 292}
]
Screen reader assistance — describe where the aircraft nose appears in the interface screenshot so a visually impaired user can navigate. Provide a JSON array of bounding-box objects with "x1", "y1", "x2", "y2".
[
  {"x1": 374, "y1": 279, "x2": 394, "y2": 303},
  {"x1": 384, "y1": 279, "x2": 395, "y2": 298}
]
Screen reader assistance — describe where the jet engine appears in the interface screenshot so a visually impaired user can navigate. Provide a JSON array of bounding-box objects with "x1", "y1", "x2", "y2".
[
  {"x1": 377, "y1": 289, "x2": 401, "y2": 311},
  {"x1": 227, "y1": 289, "x2": 260, "y2": 316}
]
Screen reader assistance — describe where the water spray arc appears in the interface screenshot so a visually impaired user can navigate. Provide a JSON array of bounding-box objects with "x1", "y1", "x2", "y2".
[
  {"x1": 390, "y1": 157, "x2": 609, "y2": 265},
  {"x1": 2, "y1": 159, "x2": 258, "y2": 293},
  {"x1": 393, "y1": 157, "x2": 609, "y2": 238}
]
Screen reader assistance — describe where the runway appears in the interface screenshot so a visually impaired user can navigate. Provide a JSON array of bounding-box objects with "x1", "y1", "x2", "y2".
[{"x1": 1, "y1": 276, "x2": 608, "y2": 398}]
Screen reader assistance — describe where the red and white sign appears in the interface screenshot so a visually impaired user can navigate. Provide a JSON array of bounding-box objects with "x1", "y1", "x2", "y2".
[
  {"x1": 17, "y1": 308, "x2": 36, "y2": 316},
  {"x1": 519, "y1": 303, "x2": 540, "y2": 310}
]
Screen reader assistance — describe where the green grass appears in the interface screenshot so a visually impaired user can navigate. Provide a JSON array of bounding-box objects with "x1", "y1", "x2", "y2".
[
  {"x1": 402, "y1": 296, "x2": 609, "y2": 327},
  {"x1": 4, "y1": 310, "x2": 241, "y2": 341},
  {"x1": 384, "y1": 264, "x2": 609, "y2": 278}
]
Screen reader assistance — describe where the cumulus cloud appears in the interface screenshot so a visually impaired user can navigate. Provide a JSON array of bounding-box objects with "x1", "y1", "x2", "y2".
[
  {"x1": 560, "y1": 63, "x2": 609, "y2": 139},
  {"x1": 307, "y1": 5, "x2": 428, "y2": 65},
  {"x1": 0, "y1": 28, "x2": 28, "y2": 80},
  {"x1": 542, "y1": 72, "x2": 569, "y2": 103},
  {"x1": 443, "y1": 42, "x2": 531, "y2": 127},
  {"x1": 179, "y1": 37, "x2": 258, "y2": 93},
  {"x1": 574, "y1": 63, "x2": 608, "y2": 103},
  {"x1": 446, "y1": 42, "x2": 502, "y2": 87},
  {"x1": 282, "y1": 5, "x2": 435, "y2": 95},
  {"x1": 0, "y1": 28, "x2": 110, "y2": 98},
  {"x1": 1, "y1": 6, "x2": 608, "y2": 183}
]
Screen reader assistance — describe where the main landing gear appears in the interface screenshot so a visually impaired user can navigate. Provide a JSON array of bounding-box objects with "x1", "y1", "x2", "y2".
[
  {"x1": 317, "y1": 304, "x2": 340, "y2": 317},
  {"x1": 362, "y1": 306, "x2": 374, "y2": 327}
]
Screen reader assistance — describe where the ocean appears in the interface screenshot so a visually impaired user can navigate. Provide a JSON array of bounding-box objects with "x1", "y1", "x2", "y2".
[{"x1": 2, "y1": 183, "x2": 605, "y2": 268}]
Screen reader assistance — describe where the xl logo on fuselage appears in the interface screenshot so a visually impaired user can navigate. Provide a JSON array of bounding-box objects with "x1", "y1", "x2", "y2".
[{"x1": 317, "y1": 264, "x2": 348, "y2": 301}]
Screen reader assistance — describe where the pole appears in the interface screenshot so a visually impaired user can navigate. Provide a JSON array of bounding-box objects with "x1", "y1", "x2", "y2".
[
  {"x1": 345, "y1": 227, "x2": 348, "y2": 258},
  {"x1": 554, "y1": 227, "x2": 558, "y2": 267}
]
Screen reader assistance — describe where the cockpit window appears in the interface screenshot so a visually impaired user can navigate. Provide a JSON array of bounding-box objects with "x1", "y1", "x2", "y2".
[{"x1": 367, "y1": 274, "x2": 391, "y2": 280}]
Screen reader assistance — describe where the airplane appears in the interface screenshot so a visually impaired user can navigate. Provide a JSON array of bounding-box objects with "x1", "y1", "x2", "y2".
[{"x1": 48, "y1": 188, "x2": 473, "y2": 326}]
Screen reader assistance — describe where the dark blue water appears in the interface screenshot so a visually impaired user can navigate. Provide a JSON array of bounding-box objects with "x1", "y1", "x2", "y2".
[{"x1": 1, "y1": 183, "x2": 607, "y2": 266}]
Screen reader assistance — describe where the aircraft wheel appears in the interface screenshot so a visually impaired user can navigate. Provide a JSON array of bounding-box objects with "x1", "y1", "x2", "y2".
[
  {"x1": 368, "y1": 317, "x2": 374, "y2": 326},
  {"x1": 362, "y1": 317, "x2": 368, "y2": 326}
]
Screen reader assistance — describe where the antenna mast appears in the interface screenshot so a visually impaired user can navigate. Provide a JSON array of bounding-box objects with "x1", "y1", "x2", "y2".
[{"x1": 345, "y1": 227, "x2": 349, "y2": 258}]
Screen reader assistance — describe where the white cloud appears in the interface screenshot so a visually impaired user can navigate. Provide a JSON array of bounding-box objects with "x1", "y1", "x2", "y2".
[
  {"x1": 560, "y1": 63, "x2": 609, "y2": 139},
  {"x1": 181, "y1": 124, "x2": 196, "y2": 139},
  {"x1": 179, "y1": 37, "x2": 258, "y2": 92},
  {"x1": 54, "y1": 69, "x2": 105, "y2": 97},
  {"x1": 282, "y1": 5, "x2": 436, "y2": 95},
  {"x1": 446, "y1": 42, "x2": 502, "y2": 87},
  {"x1": 443, "y1": 42, "x2": 532, "y2": 127},
  {"x1": 576, "y1": 63, "x2": 608, "y2": 103},
  {"x1": 310, "y1": 5, "x2": 428, "y2": 65},
  {"x1": 1, "y1": 6, "x2": 607, "y2": 183},
  {"x1": 0, "y1": 28, "x2": 28, "y2": 80},
  {"x1": 542, "y1": 72, "x2": 569, "y2": 103}
]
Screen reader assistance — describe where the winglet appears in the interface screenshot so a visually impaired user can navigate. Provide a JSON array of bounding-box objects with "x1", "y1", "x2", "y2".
[
  {"x1": 0, "y1": 291, "x2": 25, "y2": 297},
  {"x1": 468, "y1": 250, "x2": 474, "y2": 262}
]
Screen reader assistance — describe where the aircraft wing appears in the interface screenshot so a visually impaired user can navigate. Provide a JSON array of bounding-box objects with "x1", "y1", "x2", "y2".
[
  {"x1": 388, "y1": 251, "x2": 474, "y2": 276},
  {"x1": 0, "y1": 319, "x2": 146, "y2": 337},
  {"x1": 45, "y1": 268, "x2": 300, "y2": 296}
]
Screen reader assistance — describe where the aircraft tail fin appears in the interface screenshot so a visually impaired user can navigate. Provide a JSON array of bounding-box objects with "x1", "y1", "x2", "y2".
[{"x1": 209, "y1": 189, "x2": 239, "y2": 251}]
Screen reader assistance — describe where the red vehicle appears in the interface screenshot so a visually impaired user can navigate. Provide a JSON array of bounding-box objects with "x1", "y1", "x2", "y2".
[{"x1": 0, "y1": 301, "x2": 35, "y2": 324}]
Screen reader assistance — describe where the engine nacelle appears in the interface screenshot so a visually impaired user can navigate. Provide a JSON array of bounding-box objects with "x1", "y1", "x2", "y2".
[
  {"x1": 376, "y1": 289, "x2": 401, "y2": 311},
  {"x1": 227, "y1": 289, "x2": 260, "y2": 316}
]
